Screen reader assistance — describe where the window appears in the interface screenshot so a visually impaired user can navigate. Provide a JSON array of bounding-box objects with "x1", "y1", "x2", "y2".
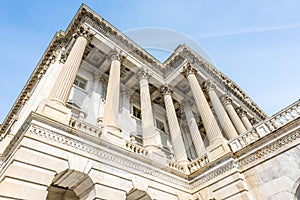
[
  {"x1": 156, "y1": 119, "x2": 165, "y2": 132},
  {"x1": 132, "y1": 106, "x2": 142, "y2": 120},
  {"x1": 74, "y1": 75, "x2": 87, "y2": 90}
]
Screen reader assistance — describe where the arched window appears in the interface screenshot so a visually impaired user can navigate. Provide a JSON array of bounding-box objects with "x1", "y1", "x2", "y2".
[
  {"x1": 296, "y1": 184, "x2": 300, "y2": 200},
  {"x1": 46, "y1": 170, "x2": 95, "y2": 200}
]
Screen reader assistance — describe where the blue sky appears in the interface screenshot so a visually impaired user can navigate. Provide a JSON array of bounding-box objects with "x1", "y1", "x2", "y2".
[{"x1": 0, "y1": 0, "x2": 299, "y2": 122}]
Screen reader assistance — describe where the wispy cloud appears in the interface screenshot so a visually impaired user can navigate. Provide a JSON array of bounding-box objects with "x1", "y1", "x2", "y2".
[{"x1": 198, "y1": 24, "x2": 300, "y2": 39}]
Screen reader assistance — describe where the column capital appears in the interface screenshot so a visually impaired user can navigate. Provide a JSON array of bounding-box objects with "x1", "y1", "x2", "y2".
[
  {"x1": 137, "y1": 68, "x2": 152, "y2": 81},
  {"x1": 221, "y1": 94, "x2": 232, "y2": 106},
  {"x1": 109, "y1": 49, "x2": 126, "y2": 62},
  {"x1": 181, "y1": 99, "x2": 193, "y2": 108},
  {"x1": 236, "y1": 107, "x2": 247, "y2": 118},
  {"x1": 250, "y1": 117, "x2": 259, "y2": 124},
  {"x1": 203, "y1": 80, "x2": 216, "y2": 92},
  {"x1": 181, "y1": 63, "x2": 198, "y2": 77},
  {"x1": 160, "y1": 85, "x2": 173, "y2": 96},
  {"x1": 74, "y1": 25, "x2": 95, "y2": 41},
  {"x1": 121, "y1": 85, "x2": 134, "y2": 98},
  {"x1": 99, "y1": 75, "x2": 108, "y2": 85}
]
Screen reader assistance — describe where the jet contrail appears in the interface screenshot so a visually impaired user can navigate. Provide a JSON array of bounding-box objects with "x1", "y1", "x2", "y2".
[{"x1": 197, "y1": 23, "x2": 300, "y2": 39}]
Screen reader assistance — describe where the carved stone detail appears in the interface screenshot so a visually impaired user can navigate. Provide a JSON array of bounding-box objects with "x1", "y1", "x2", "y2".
[
  {"x1": 220, "y1": 94, "x2": 232, "y2": 106},
  {"x1": 203, "y1": 80, "x2": 216, "y2": 92},
  {"x1": 236, "y1": 107, "x2": 247, "y2": 118},
  {"x1": 137, "y1": 68, "x2": 151, "y2": 81},
  {"x1": 28, "y1": 124, "x2": 190, "y2": 189},
  {"x1": 181, "y1": 63, "x2": 197, "y2": 77},
  {"x1": 160, "y1": 85, "x2": 173, "y2": 96},
  {"x1": 75, "y1": 25, "x2": 95, "y2": 41}
]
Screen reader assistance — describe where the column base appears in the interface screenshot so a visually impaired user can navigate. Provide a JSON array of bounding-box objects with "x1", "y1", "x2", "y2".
[
  {"x1": 36, "y1": 99, "x2": 71, "y2": 125},
  {"x1": 145, "y1": 146, "x2": 167, "y2": 164},
  {"x1": 207, "y1": 138, "x2": 231, "y2": 162},
  {"x1": 100, "y1": 126, "x2": 124, "y2": 147}
]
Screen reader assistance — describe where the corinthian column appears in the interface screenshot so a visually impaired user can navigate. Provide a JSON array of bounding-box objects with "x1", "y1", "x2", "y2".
[
  {"x1": 37, "y1": 25, "x2": 94, "y2": 124},
  {"x1": 236, "y1": 107, "x2": 253, "y2": 130},
  {"x1": 182, "y1": 99, "x2": 206, "y2": 157},
  {"x1": 181, "y1": 65, "x2": 224, "y2": 144},
  {"x1": 221, "y1": 95, "x2": 247, "y2": 134},
  {"x1": 137, "y1": 69, "x2": 159, "y2": 150},
  {"x1": 102, "y1": 51, "x2": 122, "y2": 129},
  {"x1": 100, "y1": 50, "x2": 124, "y2": 146},
  {"x1": 161, "y1": 86, "x2": 188, "y2": 162},
  {"x1": 203, "y1": 81, "x2": 238, "y2": 139}
]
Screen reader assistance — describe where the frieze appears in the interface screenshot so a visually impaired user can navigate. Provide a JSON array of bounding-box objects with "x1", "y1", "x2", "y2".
[
  {"x1": 191, "y1": 161, "x2": 235, "y2": 188},
  {"x1": 28, "y1": 124, "x2": 190, "y2": 189},
  {"x1": 237, "y1": 129, "x2": 300, "y2": 168}
]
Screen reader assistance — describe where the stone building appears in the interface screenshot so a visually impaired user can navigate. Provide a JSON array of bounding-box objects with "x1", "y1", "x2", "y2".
[{"x1": 0, "y1": 4, "x2": 299, "y2": 200}]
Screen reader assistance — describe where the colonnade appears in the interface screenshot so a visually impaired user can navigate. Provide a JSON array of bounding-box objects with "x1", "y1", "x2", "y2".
[{"x1": 40, "y1": 27, "x2": 255, "y2": 161}]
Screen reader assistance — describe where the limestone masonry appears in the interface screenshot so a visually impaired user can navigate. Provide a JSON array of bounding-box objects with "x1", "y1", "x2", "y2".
[{"x1": 0, "y1": 4, "x2": 299, "y2": 200}]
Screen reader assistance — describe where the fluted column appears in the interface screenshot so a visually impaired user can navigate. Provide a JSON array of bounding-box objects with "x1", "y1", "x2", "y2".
[
  {"x1": 182, "y1": 99, "x2": 205, "y2": 157},
  {"x1": 102, "y1": 51, "x2": 122, "y2": 129},
  {"x1": 161, "y1": 86, "x2": 188, "y2": 162},
  {"x1": 236, "y1": 107, "x2": 253, "y2": 130},
  {"x1": 204, "y1": 81, "x2": 238, "y2": 139},
  {"x1": 137, "y1": 68, "x2": 158, "y2": 149},
  {"x1": 221, "y1": 95, "x2": 247, "y2": 134},
  {"x1": 48, "y1": 26, "x2": 93, "y2": 104},
  {"x1": 38, "y1": 26, "x2": 93, "y2": 124},
  {"x1": 181, "y1": 65, "x2": 224, "y2": 144}
]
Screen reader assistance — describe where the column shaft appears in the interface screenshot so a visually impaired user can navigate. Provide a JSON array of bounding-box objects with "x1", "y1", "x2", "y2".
[
  {"x1": 102, "y1": 53, "x2": 121, "y2": 128},
  {"x1": 221, "y1": 95, "x2": 247, "y2": 134},
  {"x1": 237, "y1": 107, "x2": 253, "y2": 130},
  {"x1": 138, "y1": 69, "x2": 157, "y2": 148},
  {"x1": 162, "y1": 87, "x2": 188, "y2": 162},
  {"x1": 205, "y1": 82, "x2": 238, "y2": 139},
  {"x1": 185, "y1": 70, "x2": 224, "y2": 144},
  {"x1": 49, "y1": 35, "x2": 88, "y2": 104},
  {"x1": 182, "y1": 101, "x2": 206, "y2": 156}
]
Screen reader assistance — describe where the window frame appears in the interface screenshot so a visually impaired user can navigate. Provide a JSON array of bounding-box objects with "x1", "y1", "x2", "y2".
[{"x1": 73, "y1": 75, "x2": 88, "y2": 90}]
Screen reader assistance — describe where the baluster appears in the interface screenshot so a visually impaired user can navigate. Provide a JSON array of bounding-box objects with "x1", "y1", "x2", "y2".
[
  {"x1": 278, "y1": 115, "x2": 285, "y2": 125},
  {"x1": 239, "y1": 137, "x2": 246, "y2": 147},
  {"x1": 271, "y1": 118, "x2": 279, "y2": 129}
]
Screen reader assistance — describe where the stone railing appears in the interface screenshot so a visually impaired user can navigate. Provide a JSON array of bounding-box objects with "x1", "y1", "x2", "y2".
[
  {"x1": 69, "y1": 117, "x2": 101, "y2": 137},
  {"x1": 229, "y1": 99, "x2": 300, "y2": 152},
  {"x1": 168, "y1": 160, "x2": 185, "y2": 173},
  {"x1": 187, "y1": 154, "x2": 209, "y2": 173},
  {"x1": 125, "y1": 141, "x2": 148, "y2": 156},
  {"x1": 264, "y1": 100, "x2": 300, "y2": 131}
]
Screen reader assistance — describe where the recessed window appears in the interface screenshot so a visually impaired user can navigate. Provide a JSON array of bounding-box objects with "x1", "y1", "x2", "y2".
[
  {"x1": 156, "y1": 119, "x2": 165, "y2": 132},
  {"x1": 74, "y1": 76, "x2": 87, "y2": 90},
  {"x1": 132, "y1": 106, "x2": 142, "y2": 120}
]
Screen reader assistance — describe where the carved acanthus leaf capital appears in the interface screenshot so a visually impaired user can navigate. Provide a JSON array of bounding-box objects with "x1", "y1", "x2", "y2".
[
  {"x1": 75, "y1": 25, "x2": 95, "y2": 41},
  {"x1": 99, "y1": 75, "x2": 108, "y2": 86},
  {"x1": 221, "y1": 94, "x2": 232, "y2": 106},
  {"x1": 236, "y1": 107, "x2": 247, "y2": 117},
  {"x1": 109, "y1": 49, "x2": 126, "y2": 62},
  {"x1": 181, "y1": 99, "x2": 193, "y2": 108},
  {"x1": 250, "y1": 117, "x2": 259, "y2": 125},
  {"x1": 137, "y1": 68, "x2": 152, "y2": 81},
  {"x1": 203, "y1": 80, "x2": 216, "y2": 92},
  {"x1": 181, "y1": 63, "x2": 197, "y2": 78},
  {"x1": 160, "y1": 85, "x2": 173, "y2": 96}
]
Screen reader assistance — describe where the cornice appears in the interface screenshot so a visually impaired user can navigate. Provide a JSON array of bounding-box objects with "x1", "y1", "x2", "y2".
[{"x1": 164, "y1": 45, "x2": 267, "y2": 120}]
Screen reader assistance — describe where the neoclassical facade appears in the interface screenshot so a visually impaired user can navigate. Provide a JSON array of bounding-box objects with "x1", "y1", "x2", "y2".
[{"x1": 0, "y1": 4, "x2": 299, "y2": 200}]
